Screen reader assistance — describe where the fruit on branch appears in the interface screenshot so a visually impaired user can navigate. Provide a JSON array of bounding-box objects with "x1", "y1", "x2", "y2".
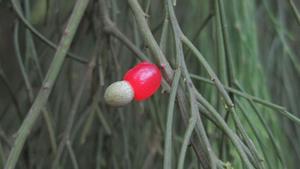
[{"x1": 104, "y1": 61, "x2": 162, "y2": 106}]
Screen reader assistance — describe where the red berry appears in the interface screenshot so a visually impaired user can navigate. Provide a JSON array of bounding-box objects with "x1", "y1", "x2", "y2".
[{"x1": 124, "y1": 61, "x2": 162, "y2": 101}]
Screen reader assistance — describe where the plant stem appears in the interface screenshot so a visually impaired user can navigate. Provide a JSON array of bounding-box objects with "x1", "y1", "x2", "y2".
[
  {"x1": 10, "y1": 0, "x2": 89, "y2": 64},
  {"x1": 128, "y1": 0, "x2": 174, "y2": 79},
  {"x1": 163, "y1": 69, "x2": 181, "y2": 169},
  {"x1": 190, "y1": 74, "x2": 300, "y2": 125},
  {"x1": 287, "y1": 0, "x2": 300, "y2": 26},
  {"x1": 4, "y1": 0, "x2": 90, "y2": 169}
]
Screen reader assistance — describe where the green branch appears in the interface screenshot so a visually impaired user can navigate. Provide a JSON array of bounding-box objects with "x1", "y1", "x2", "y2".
[{"x1": 4, "y1": 0, "x2": 90, "y2": 169}]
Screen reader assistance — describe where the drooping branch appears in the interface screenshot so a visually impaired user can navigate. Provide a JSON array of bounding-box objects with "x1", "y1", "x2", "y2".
[{"x1": 4, "y1": 0, "x2": 91, "y2": 168}]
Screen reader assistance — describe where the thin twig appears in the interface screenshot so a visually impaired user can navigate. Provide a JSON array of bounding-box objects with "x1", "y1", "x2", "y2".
[
  {"x1": 128, "y1": 0, "x2": 174, "y2": 79},
  {"x1": 190, "y1": 74, "x2": 300, "y2": 125},
  {"x1": 4, "y1": 1, "x2": 90, "y2": 168},
  {"x1": 10, "y1": 0, "x2": 89, "y2": 64},
  {"x1": 287, "y1": 0, "x2": 300, "y2": 26},
  {"x1": 51, "y1": 47, "x2": 98, "y2": 169},
  {"x1": 98, "y1": 0, "x2": 147, "y2": 60},
  {"x1": 14, "y1": 20, "x2": 58, "y2": 154},
  {"x1": 0, "y1": 66, "x2": 23, "y2": 122},
  {"x1": 163, "y1": 68, "x2": 181, "y2": 169},
  {"x1": 66, "y1": 140, "x2": 80, "y2": 169}
]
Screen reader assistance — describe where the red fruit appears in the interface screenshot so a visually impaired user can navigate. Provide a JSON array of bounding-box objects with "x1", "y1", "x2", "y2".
[
  {"x1": 104, "y1": 61, "x2": 162, "y2": 106},
  {"x1": 124, "y1": 61, "x2": 162, "y2": 101}
]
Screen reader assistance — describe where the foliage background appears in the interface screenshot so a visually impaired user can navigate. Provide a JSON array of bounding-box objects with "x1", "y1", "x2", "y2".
[{"x1": 0, "y1": 0, "x2": 300, "y2": 168}]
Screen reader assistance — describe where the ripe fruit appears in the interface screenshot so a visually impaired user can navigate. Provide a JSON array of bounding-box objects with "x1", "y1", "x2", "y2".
[{"x1": 104, "y1": 61, "x2": 162, "y2": 106}]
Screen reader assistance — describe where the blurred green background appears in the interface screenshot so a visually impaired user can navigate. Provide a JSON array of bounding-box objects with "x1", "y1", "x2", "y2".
[{"x1": 0, "y1": 0, "x2": 300, "y2": 168}]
